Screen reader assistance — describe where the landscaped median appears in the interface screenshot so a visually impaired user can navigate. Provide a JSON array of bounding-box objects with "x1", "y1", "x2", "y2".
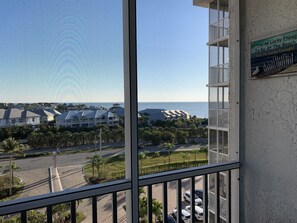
[
  {"x1": 83, "y1": 150, "x2": 208, "y2": 183},
  {"x1": 0, "y1": 175, "x2": 24, "y2": 202}
]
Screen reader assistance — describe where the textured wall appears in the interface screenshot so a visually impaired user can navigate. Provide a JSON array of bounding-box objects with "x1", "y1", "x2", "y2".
[{"x1": 241, "y1": 0, "x2": 297, "y2": 222}]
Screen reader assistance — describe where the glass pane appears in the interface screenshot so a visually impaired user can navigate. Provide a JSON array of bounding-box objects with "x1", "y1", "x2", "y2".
[
  {"x1": 218, "y1": 109, "x2": 228, "y2": 128},
  {"x1": 209, "y1": 130, "x2": 217, "y2": 151},
  {"x1": 218, "y1": 131, "x2": 228, "y2": 154},
  {"x1": 209, "y1": 67, "x2": 219, "y2": 84},
  {"x1": 224, "y1": 87, "x2": 229, "y2": 109},
  {"x1": 137, "y1": 0, "x2": 209, "y2": 175},
  {"x1": 209, "y1": 87, "x2": 218, "y2": 109},
  {"x1": 209, "y1": 1, "x2": 218, "y2": 41},
  {"x1": 210, "y1": 46, "x2": 218, "y2": 67},
  {"x1": 209, "y1": 110, "x2": 218, "y2": 126},
  {"x1": 0, "y1": 0, "x2": 125, "y2": 203}
]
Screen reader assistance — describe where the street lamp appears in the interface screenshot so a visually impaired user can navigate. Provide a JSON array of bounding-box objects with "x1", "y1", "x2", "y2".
[
  {"x1": 52, "y1": 151, "x2": 57, "y2": 169},
  {"x1": 99, "y1": 128, "x2": 102, "y2": 157}
]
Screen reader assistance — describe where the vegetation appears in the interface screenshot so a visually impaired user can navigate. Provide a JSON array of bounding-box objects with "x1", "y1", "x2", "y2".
[
  {"x1": 139, "y1": 189, "x2": 163, "y2": 223},
  {"x1": 0, "y1": 204, "x2": 86, "y2": 223},
  {"x1": 0, "y1": 175, "x2": 23, "y2": 201},
  {"x1": 84, "y1": 150, "x2": 208, "y2": 182},
  {"x1": 86, "y1": 154, "x2": 105, "y2": 181},
  {"x1": 0, "y1": 117, "x2": 207, "y2": 151},
  {"x1": 2, "y1": 138, "x2": 24, "y2": 195}
]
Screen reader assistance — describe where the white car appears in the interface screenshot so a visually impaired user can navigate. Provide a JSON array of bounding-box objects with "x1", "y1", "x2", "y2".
[
  {"x1": 185, "y1": 205, "x2": 203, "y2": 221},
  {"x1": 172, "y1": 209, "x2": 191, "y2": 223},
  {"x1": 183, "y1": 191, "x2": 202, "y2": 206}
]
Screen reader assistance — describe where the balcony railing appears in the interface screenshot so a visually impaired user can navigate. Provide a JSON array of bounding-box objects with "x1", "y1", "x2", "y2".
[{"x1": 0, "y1": 161, "x2": 239, "y2": 223}]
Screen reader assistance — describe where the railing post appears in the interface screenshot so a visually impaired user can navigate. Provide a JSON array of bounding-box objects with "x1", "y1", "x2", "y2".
[
  {"x1": 123, "y1": 0, "x2": 139, "y2": 222},
  {"x1": 92, "y1": 196, "x2": 97, "y2": 223},
  {"x1": 216, "y1": 172, "x2": 220, "y2": 223},
  {"x1": 47, "y1": 205, "x2": 53, "y2": 223},
  {"x1": 147, "y1": 185, "x2": 153, "y2": 223},
  {"x1": 203, "y1": 174, "x2": 208, "y2": 223},
  {"x1": 177, "y1": 179, "x2": 182, "y2": 223},
  {"x1": 112, "y1": 192, "x2": 118, "y2": 223},
  {"x1": 21, "y1": 211, "x2": 27, "y2": 223},
  {"x1": 162, "y1": 182, "x2": 168, "y2": 223},
  {"x1": 71, "y1": 201, "x2": 76, "y2": 223},
  {"x1": 190, "y1": 177, "x2": 195, "y2": 223},
  {"x1": 228, "y1": 170, "x2": 232, "y2": 223}
]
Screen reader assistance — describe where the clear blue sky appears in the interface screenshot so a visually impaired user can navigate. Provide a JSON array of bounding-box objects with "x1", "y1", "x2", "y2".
[{"x1": 0, "y1": 0, "x2": 208, "y2": 103}]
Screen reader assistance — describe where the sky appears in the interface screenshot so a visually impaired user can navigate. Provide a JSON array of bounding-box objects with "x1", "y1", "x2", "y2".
[{"x1": 0, "y1": 0, "x2": 208, "y2": 103}]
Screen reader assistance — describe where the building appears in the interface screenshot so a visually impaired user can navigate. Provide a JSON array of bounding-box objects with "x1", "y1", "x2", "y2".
[
  {"x1": 139, "y1": 108, "x2": 190, "y2": 123},
  {"x1": 0, "y1": 108, "x2": 40, "y2": 128},
  {"x1": 194, "y1": 0, "x2": 231, "y2": 222},
  {"x1": 31, "y1": 108, "x2": 61, "y2": 123},
  {"x1": 56, "y1": 110, "x2": 119, "y2": 128},
  {"x1": 2, "y1": 1, "x2": 297, "y2": 223}
]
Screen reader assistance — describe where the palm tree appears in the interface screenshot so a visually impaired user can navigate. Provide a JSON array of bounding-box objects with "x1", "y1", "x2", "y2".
[
  {"x1": 194, "y1": 149, "x2": 199, "y2": 162},
  {"x1": 4, "y1": 162, "x2": 21, "y2": 187},
  {"x1": 181, "y1": 153, "x2": 190, "y2": 167},
  {"x1": 87, "y1": 154, "x2": 104, "y2": 179},
  {"x1": 152, "y1": 199, "x2": 163, "y2": 222},
  {"x1": 138, "y1": 152, "x2": 146, "y2": 174},
  {"x1": 2, "y1": 137, "x2": 24, "y2": 195},
  {"x1": 163, "y1": 142, "x2": 175, "y2": 166}
]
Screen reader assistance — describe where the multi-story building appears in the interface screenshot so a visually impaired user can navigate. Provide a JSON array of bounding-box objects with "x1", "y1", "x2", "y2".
[
  {"x1": 3, "y1": 1, "x2": 297, "y2": 223},
  {"x1": 139, "y1": 108, "x2": 190, "y2": 124},
  {"x1": 0, "y1": 108, "x2": 40, "y2": 128},
  {"x1": 31, "y1": 108, "x2": 61, "y2": 123},
  {"x1": 56, "y1": 110, "x2": 119, "y2": 128},
  {"x1": 194, "y1": 0, "x2": 238, "y2": 222}
]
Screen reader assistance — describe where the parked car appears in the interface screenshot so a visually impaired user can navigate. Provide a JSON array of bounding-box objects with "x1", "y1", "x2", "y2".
[
  {"x1": 195, "y1": 189, "x2": 203, "y2": 200},
  {"x1": 172, "y1": 209, "x2": 191, "y2": 223},
  {"x1": 185, "y1": 205, "x2": 203, "y2": 221},
  {"x1": 166, "y1": 215, "x2": 177, "y2": 223},
  {"x1": 183, "y1": 191, "x2": 202, "y2": 206}
]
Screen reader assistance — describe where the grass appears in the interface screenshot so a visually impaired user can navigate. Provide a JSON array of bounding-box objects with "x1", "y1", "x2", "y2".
[
  {"x1": 76, "y1": 212, "x2": 86, "y2": 223},
  {"x1": 84, "y1": 150, "x2": 208, "y2": 182},
  {"x1": 0, "y1": 175, "x2": 24, "y2": 202}
]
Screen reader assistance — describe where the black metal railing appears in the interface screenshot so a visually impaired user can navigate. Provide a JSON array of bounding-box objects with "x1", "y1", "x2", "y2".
[{"x1": 0, "y1": 161, "x2": 239, "y2": 223}]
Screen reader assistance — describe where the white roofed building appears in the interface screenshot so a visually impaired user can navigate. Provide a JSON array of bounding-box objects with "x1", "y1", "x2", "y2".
[
  {"x1": 56, "y1": 110, "x2": 119, "y2": 128},
  {"x1": 139, "y1": 108, "x2": 190, "y2": 124},
  {"x1": 0, "y1": 108, "x2": 40, "y2": 128},
  {"x1": 31, "y1": 108, "x2": 61, "y2": 123}
]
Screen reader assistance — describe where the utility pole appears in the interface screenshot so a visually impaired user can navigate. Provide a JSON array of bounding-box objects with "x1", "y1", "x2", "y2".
[
  {"x1": 99, "y1": 128, "x2": 102, "y2": 157},
  {"x1": 52, "y1": 151, "x2": 57, "y2": 169}
]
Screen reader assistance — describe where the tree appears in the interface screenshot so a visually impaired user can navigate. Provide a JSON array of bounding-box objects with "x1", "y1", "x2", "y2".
[
  {"x1": 87, "y1": 154, "x2": 104, "y2": 178},
  {"x1": 181, "y1": 153, "x2": 190, "y2": 165},
  {"x1": 3, "y1": 162, "x2": 21, "y2": 187},
  {"x1": 142, "y1": 131, "x2": 151, "y2": 145},
  {"x1": 163, "y1": 143, "x2": 175, "y2": 166},
  {"x1": 152, "y1": 199, "x2": 163, "y2": 222},
  {"x1": 150, "y1": 130, "x2": 162, "y2": 146},
  {"x1": 162, "y1": 131, "x2": 175, "y2": 144},
  {"x1": 2, "y1": 137, "x2": 24, "y2": 195},
  {"x1": 194, "y1": 149, "x2": 199, "y2": 162},
  {"x1": 138, "y1": 152, "x2": 147, "y2": 174},
  {"x1": 176, "y1": 130, "x2": 189, "y2": 144},
  {"x1": 14, "y1": 210, "x2": 46, "y2": 223}
]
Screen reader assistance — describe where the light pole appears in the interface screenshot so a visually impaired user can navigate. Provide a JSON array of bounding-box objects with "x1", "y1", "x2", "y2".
[
  {"x1": 99, "y1": 128, "x2": 102, "y2": 157},
  {"x1": 52, "y1": 151, "x2": 57, "y2": 169}
]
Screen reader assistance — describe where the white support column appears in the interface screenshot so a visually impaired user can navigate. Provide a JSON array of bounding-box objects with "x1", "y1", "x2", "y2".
[{"x1": 123, "y1": 0, "x2": 139, "y2": 222}]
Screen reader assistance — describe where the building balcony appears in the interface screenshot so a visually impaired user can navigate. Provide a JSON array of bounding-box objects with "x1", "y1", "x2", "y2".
[{"x1": 0, "y1": 161, "x2": 239, "y2": 223}]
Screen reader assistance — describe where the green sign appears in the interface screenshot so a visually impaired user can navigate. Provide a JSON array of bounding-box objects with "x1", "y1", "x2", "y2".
[{"x1": 251, "y1": 30, "x2": 297, "y2": 78}]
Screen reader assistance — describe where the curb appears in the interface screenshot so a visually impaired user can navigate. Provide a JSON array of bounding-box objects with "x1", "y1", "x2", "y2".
[{"x1": 49, "y1": 166, "x2": 54, "y2": 193}]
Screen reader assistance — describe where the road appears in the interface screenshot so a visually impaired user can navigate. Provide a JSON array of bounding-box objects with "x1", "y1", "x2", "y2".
[
  {"x1": 0, "y1": 144, "x2": 203, "y2": 171},
  {"x1": 0, "y1": 148, "x2": 124, "y2": 171}
]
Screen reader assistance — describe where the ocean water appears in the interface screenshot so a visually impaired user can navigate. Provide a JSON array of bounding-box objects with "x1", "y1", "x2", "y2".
[{"x1": 84, "y1": 102, "x2": 208, "y2": 118}]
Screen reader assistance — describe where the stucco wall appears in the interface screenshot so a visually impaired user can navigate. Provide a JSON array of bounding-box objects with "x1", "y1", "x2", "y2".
[{"x1": 240, "y1": 0, "x2": 297, "y2": 222}]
